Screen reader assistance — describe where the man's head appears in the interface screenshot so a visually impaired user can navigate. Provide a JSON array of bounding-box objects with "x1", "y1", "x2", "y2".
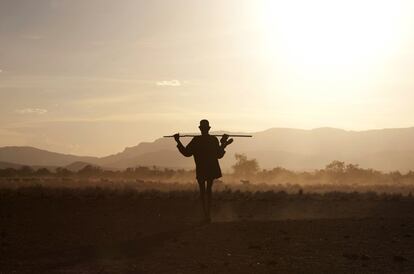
[{"x1": 199, "y1": 119, "x2": 210, "y2": 135}]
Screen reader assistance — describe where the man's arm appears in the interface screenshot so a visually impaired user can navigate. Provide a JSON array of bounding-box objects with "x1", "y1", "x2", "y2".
[
  {"x1": 174, "y1": 133, "x2": 193, "y2": 157},
  {"x1": 217, "y1": 143, "x2": 225, "y2": 159},
  {"x1": 217, "y1": 134, "x2": 233, "y2": 159}
]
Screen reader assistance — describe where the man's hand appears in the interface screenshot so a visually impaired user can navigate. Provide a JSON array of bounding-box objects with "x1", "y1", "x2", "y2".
[
  {"x1": 173, "y1": 133, "x2": 180, "y2": 143},
  {"x1": 220, "y1": 134, "x2": 229, "y2": 144},
  {"x1": 220, "y1": 134, "x2": 233, "y2": 148},
  {"x1": 224, "y1": 138, "x2": 234, "y2": 147}
]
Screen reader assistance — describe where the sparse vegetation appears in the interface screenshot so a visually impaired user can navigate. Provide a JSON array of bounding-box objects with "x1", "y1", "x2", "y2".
[{"x1": 2, "y1": 156, "x2": 414, "y2": 188}]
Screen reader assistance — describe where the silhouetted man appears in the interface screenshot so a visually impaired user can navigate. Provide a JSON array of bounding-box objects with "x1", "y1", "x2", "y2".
[{"x1": 174, "y1": 119, "x2": 233, "y2": 223}]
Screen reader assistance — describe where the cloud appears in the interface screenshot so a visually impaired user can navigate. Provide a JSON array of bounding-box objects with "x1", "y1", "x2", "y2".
[
  {"x1": 156, "y1": 80, "x2": 181, "y2": 87},
  {"x1": 15, "y1": 108, "x2": 48, "y2": 115}
]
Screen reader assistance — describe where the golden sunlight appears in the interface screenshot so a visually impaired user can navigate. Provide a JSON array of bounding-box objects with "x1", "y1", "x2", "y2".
[
  {"x1": 256, "y1": 0, "x2": 407, "y2": 101},
  {"x1": 260, "y1": 0, "x2": 404, "y2": 69}
]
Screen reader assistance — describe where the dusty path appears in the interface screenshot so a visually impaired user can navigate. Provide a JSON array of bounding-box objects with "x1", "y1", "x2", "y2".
[
  {"x1": 1, "y1": 191, "x2": 414, "y2": 273},
  {"x1": 54, "y1": 218, "x2": 413, "y2": 274},
  {"x1": 4, "y1": 218, "x2": 412, "y2": 273}
]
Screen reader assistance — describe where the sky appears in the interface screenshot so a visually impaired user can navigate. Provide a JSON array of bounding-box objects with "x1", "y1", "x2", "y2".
[{"x1": 1, "y1": 0, "x2": 414, "y2": 156}]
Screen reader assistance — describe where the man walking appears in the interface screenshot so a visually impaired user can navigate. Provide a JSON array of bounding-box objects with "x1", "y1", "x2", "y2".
[{"x1": 174, "y1": 119, "x2": 233, "y2": 223}]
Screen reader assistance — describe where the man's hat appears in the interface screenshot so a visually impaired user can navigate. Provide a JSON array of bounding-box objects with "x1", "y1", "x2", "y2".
[{"x1": 199, "y1": 119, "x2": 210, "y2": 129}]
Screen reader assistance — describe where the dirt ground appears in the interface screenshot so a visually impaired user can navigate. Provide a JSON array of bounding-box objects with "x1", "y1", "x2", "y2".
[{"x1": 1, "y1": 189, "x2": 414, "y2": 273}]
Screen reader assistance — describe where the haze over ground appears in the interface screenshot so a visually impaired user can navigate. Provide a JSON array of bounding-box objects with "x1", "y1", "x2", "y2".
[{"x1": 1, "y1": 0, "x2": 414, "y2": 156}]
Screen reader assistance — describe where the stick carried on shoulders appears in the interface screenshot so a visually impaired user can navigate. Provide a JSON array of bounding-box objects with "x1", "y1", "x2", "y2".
[{"x1": 163, "y1": 134, "x2": 252, "y2": 138}]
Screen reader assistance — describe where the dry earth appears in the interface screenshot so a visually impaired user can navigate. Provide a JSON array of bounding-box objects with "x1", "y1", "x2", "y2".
[{"x1": 1, "y1": 189, "x2": 413, "y2": 273}]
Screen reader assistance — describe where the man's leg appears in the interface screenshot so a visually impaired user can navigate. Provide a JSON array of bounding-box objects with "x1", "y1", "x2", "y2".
[
  {"x1": 206, "y1": 179, "x2": 214, "y2": 222},
  {"x1": 197, "y1": 179, "x2": 207, "y2": 219}
]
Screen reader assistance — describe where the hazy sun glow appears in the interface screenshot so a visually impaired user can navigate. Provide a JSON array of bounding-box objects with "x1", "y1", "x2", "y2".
[
  {"x1": 257, "y1": 0, "x2": 407, "y2": 101},
  {"x1": 263, "y1": 1, "x2": 403, "y2": 64}
]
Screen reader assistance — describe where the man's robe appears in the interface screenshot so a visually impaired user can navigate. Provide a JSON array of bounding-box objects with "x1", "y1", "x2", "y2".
[{"x1": 177, "y1": 135, "x2": 225, "y2": 181}]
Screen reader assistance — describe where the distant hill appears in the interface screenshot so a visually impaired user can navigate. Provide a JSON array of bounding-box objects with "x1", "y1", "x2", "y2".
[
  {"x1": 2, "y1": 127, "x2": 414, "y2": 172},
  {"x1": 0, "y1": 161, "x2": 24, "y2": 169},
  {"x1": 0, "y1": 146, "x2": 98, "y2": 167}
]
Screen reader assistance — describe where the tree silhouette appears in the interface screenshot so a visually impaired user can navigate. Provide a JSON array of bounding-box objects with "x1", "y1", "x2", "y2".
[
  {"x1": 326, "y1": 160, "x2": 346, "y2": 173},
  {"x1": 232, "y1": 153, "x2": 259, "y2": 179},
  {"x1": 78, "y1": 165, "x2": 102, "y2": 177},
  {"x1": 35, "y1": 168, "x2": 51, "y2": 176},
  {"x1": 55, "y1": 167, "x2": 72, "y2": 177},
  {"x1": 19, "y1": 166, "x2": 34, "y2": 176}
]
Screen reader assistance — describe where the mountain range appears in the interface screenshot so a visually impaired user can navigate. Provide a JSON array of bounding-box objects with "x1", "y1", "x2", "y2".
[{"x1": 1, "y1": 127, "x2": 414, "y2": 172}]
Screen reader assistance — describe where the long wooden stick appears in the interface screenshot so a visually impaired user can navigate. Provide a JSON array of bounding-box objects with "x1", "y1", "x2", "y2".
[{"x1": 163, "y1": 134, "x2": 252, "y2": 138}]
